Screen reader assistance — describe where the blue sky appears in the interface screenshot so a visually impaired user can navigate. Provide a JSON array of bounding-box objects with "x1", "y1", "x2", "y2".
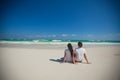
[{"x1": 0, "y1": 0, "x2": 120, "y2": 40}]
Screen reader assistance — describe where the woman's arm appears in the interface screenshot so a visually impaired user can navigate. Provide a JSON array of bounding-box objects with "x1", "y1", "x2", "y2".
[
  {"x1": 63, "y1": 52, "x2": 66, "y2": 62},
  {"x1": 72, "y1": 53, "x2": 76, "y2": 64}
]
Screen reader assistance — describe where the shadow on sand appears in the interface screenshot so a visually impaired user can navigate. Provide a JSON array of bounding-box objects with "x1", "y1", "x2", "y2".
[
  {"x1": 49, "y1": 58, "x2": 88, "y2": 64},
  {"x1": 49, "y1": 57, "x2": 64, "y2": 63},
  {"x1": 114, "y1": 53, "x2": 120, "y2": 56}
]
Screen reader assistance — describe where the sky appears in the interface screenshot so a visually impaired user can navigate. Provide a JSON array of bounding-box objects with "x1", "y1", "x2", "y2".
[{"x1": 0, "y1": 0, "x2": 120, "y2": 40}]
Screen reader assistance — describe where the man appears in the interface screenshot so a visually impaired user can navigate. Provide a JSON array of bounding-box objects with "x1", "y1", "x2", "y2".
[{"x1": 74, "y1": 42, "x2": 91, "y2": 64}]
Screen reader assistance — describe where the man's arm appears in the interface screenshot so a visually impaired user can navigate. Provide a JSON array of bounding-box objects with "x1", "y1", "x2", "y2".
[{"x1": 84, "y1": 53, "x2": 91, "y2": 64}]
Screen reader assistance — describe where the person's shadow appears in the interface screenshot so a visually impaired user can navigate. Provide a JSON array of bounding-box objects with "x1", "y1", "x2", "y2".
[
  {"x1": 49, "y1": 58, "x2": 90, "y2": 64},
  {"x1": 49, "y1": 57, "x2": 64, "y2": 63}
]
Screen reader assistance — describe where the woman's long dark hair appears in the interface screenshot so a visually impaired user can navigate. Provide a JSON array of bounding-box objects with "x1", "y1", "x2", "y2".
[{"x1": 67, "y1": 43, "x2": 73, "y2": 57}]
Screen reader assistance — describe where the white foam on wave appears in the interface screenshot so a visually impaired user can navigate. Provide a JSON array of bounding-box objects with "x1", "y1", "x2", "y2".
[
  {"x1": 52, "y1": 40, "x2": 62, "y2": 42},
  {"x1": 0, "y1": 41, "x2": 32, "y2": 44},
  {"x1": 0, "y1": 41, "x2": 120, "y2": 46}
]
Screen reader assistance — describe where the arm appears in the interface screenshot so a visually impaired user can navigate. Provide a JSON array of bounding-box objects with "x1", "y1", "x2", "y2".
[
  {"x1": 72, "y1": 53, "x2": 76, "y2": 64},
  {"x1": 63, "y1": 52, "x2": 66, "y2": 62},
  {"x1": 84, "y1": 53, "x2": 91, "y2": 64}
]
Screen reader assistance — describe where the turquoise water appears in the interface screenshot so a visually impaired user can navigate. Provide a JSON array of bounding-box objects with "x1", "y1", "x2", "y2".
[
  {"x1": 0, "y1": 39, "x2": 120, "y2": 44},
  {"x1": 0, "y1": 39, "x2": 120, "y2": 48}
]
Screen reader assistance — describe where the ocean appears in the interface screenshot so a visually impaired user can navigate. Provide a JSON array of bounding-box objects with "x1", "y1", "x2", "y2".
[{"x1": 0, "y1": 39, "x2": 120, "y2": 46}]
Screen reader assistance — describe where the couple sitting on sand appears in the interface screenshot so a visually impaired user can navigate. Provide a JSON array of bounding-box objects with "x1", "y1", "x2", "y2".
[{"x1": 63, "y1": 42, "x2": 91, "y2": 64}]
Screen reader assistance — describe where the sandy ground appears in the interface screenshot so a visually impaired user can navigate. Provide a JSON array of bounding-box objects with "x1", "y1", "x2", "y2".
[{"x1": 0, "y1": 45, "x2": 120, "y2": 80}]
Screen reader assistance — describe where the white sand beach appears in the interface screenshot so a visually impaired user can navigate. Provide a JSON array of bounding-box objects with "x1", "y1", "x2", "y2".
[{"x1": 0, "y1": 44, "x2": 120, "y2": 80}]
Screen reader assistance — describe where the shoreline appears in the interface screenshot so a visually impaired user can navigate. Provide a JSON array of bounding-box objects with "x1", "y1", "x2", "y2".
[{"x1": 0, "y1": 42, "x2": 120, "y2": 49}]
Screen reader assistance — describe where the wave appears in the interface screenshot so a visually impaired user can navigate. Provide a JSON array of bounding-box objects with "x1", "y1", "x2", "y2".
[
  {"x1": 0, "y1": 39, "x2": 120, "y2": 44},
  {"x1": 32, "y1": 39, "x2": 50, "y2": 42},
  {"x1": 0, "y1": 40, "x2": 120, "y2": 46},
  {"x1": 52, "y1": 40, "x2": 62, "y2": 42}
]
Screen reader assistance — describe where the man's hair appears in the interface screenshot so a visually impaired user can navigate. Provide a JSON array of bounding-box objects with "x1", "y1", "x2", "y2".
[{"x1": 78, "y1": 42, "x2": 83, "y2": 47}]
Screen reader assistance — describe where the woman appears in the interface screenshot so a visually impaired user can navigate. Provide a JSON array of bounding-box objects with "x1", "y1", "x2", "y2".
[{"x1": 63, "y1": 43, "x2": 76, "y2": 64}]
